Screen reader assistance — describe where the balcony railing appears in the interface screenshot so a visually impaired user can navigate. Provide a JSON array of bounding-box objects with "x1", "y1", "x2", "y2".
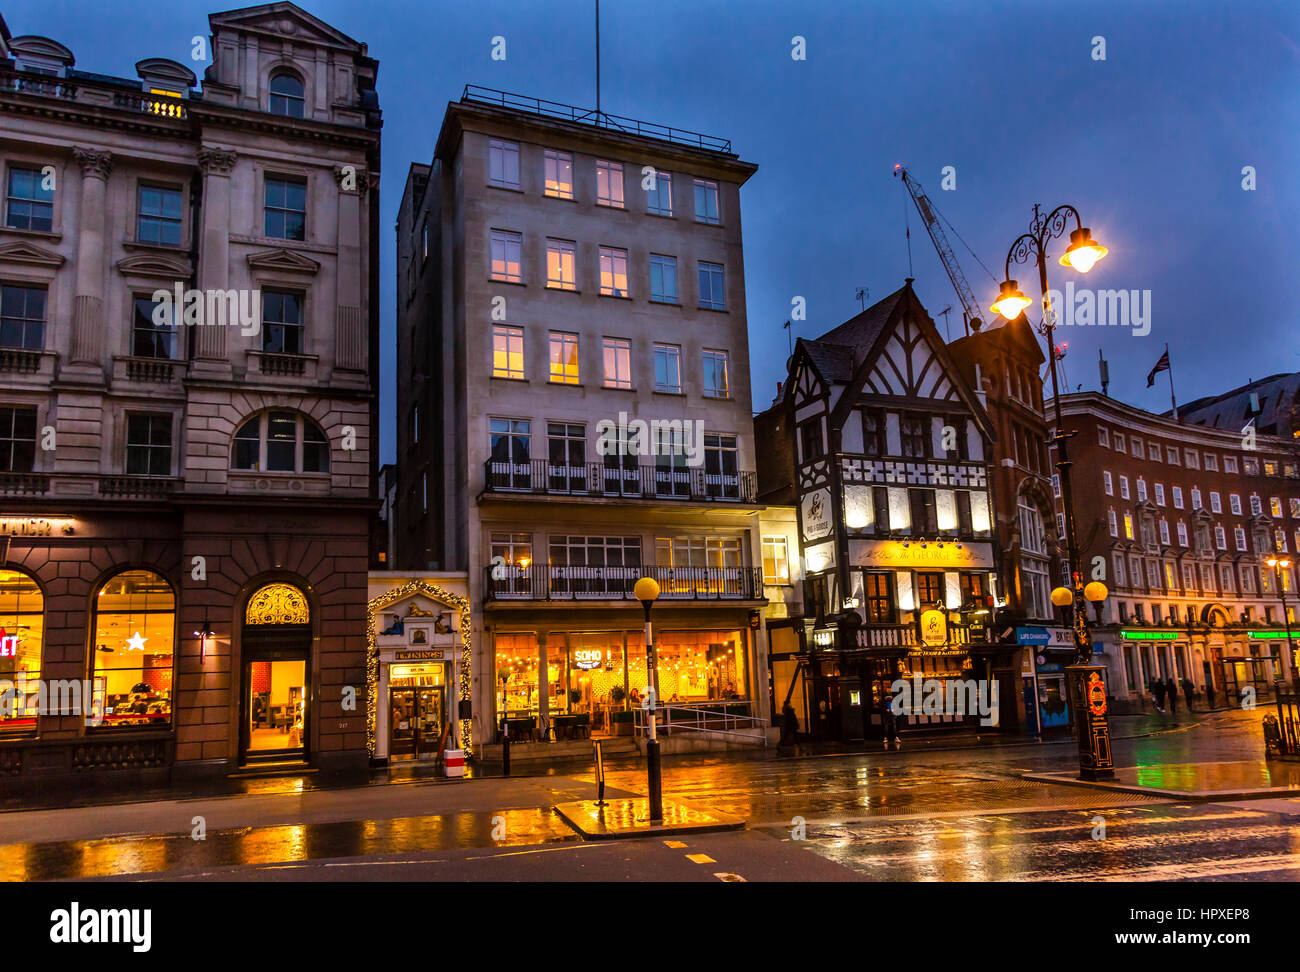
[
  {"x1": 483, "y1": 459, "x2": 756, "y2": 503},
  {"x1": 0, "y1": 473, "x2": 49, "y2": 496},
  {"x1": 0, "y1": 69, "x2": 77, "y2": 100},
  {"x1": 98, "y1": 476, "x2": 177, "y2": 499},
  {"x1": 0, "y1": 349, "x2": 43, "y2": 374},
  {"x1": 853, "y1": 623, "x2": 975, "y2": 650},
  {"x1": 485, "y1": 565, "x2": 764, "y2": 602}
]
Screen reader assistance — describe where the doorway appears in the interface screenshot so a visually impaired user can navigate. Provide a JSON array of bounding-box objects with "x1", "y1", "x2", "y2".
[
  {"x1": 243, "y1": 656, "x2": 308, "y2": 762},
  {"x1": 389, "y1": 686, "x2": 446, "y2": 759}
]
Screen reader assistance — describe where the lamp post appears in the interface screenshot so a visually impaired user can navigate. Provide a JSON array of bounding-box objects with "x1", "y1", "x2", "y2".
[
  {"x1": 994, "y1": 203, "x2": 1113, "y2": 779},
  {"x1": 1265, "y1": 557, "x2": 1295, "y2": 689},
  {"x1": 634, "y1": 576, "x2": 663, "y2": 822}
]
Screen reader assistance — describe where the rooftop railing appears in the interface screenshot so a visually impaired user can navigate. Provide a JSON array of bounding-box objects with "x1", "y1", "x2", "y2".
[{"x1": 461, "y1": 84, "x2": 732, "y2": 153}]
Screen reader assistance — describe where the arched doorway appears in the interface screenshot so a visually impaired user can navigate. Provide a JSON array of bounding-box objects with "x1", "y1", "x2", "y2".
[{"x1": 240, "y1": 582, "x2": 311, "y2": 764}]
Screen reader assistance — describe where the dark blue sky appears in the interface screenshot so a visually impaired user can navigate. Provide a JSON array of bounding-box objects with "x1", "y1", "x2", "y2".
[{"x1": 9, "y1": 0, "x2": 1297, "y2": 462}]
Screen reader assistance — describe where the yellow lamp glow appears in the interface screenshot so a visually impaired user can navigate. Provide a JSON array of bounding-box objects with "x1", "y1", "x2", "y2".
[
  {"x1": 1060, "y1": 228, "x2": 1107, "y2": 273},
  {"x1": 1050, "y1": 586, "x2": 1073, "y2": 607},
  {"x1": 991, "y1": 280, "x2": 1032, "y2": 320},
  {"x1": 633, "y1": 576, "x2": 660, "y2": 603},
  {"x1": 1083, "y1": 581, "x2": 1109, "y2": 602}
]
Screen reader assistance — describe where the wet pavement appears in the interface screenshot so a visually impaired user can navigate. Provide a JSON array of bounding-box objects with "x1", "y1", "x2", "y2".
[{"x1": 0, "y1": 705, "x2": 1289, "y2": 881}]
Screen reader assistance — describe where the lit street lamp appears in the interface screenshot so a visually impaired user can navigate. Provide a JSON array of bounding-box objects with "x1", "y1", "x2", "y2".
[
  {"x1": 1265, "y1": 557, "x2": 1296, "y2": 689},
  {"x1": 634, "y1": 576, "x2": 663, "y2": 822},
  {"x1": 995, "y1": 203, "x2": 1113, "y2": 780}
]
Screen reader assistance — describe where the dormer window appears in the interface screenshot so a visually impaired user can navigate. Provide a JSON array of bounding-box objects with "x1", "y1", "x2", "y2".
[{"x1": 269, "y1": 72, "x2": 305, "y2": 118}]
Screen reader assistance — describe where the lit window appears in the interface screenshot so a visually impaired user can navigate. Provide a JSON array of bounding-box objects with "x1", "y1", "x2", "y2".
[
  {"x1": 1271, "y1": 497, "x2": 1284, "y2": 517},
  {"x1": 91, "y1": 570, "x2": 175, "y2": 728},
  {"x1": 488, "y1": 139, "x2": 520, "y2": 189},
  {"x1": 694, "y1": 179, "x2": 720, "y2": 224},
  {"x1": 543, "y1": 149, "x2": 573, "y2": 199},
  {"x1": 698, "y1": 261, "x2": 726, "y2": 310},
  {"x1": 646, "y1": 168, "x2": 673, "y2": 215},
  {"x1": 490, "y1": 230, "x2": 522, "y2": 283},
  {"x1": 602, "y1": 337, "x2": 632, "y2": 389},
  {"x1": 232, "y1": 411, "x2": 329, "y2": 473},
  {"x1": 596, "y1": 160, "x2": 624, "y2": 208},
  {"x1": 1123, "y1": 513, "x2": 1134, "y2": 540},
  {"x1": 549, "y1": 331, "x2": 580, "y2": 384},
  {"x1": 492, "y1": 325, "x2": 524, "y2": 380},
  {"x1": 649, "y1": 254, "x2": 678, "y2": 303},
  {"x1": 546, "y1": 239, "x2": 576, "y2": 290},
  {"x1": 268, "y1": 72, "x2": 305, "y2": 117},
  {"x1": 0, "y1": 569, "x2": 44, "y2": 733},
  {"x1": 599, "y1": 246, "x2": 629, "y2": 297},
  {"x1": 702, "y1": 349, "x2": 730, "y2": 398},
  {"x1": 762, "y1": 536, "x2": 790, "y2": 584}
]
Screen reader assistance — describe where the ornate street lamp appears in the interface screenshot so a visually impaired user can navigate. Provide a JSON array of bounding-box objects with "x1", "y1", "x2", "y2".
[
  {"x1": 996, "y1": 203, "x2": 1113, "y2": 780},
  {"x1": 1265, "y1": 557, "x2": 1295, "y2": 688},
  {"x1": 634, "y1": 576, "x2": 663, "y2": 822}
]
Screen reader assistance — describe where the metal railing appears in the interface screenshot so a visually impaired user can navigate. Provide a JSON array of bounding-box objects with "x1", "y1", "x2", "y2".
[
  {"x1": 0, "y1": 69, "x2": 77, "y2": 100},
  {"x1": 633, "y1": 700, "x2": 766, "y2": 743},
  {"x1": 484, "y1": 459, "x2": 756, "y2": 503},
  {"x1": 1265, "y1": 691, "x2": 1300, "y2": 757},
  {"x1": 855, "y1": 622, "x2": 975, "y2": 649},
  {"x1": 462, "y1": 84, "x2": 732, "y2": 153},
  {"x1": 485, "y1": 564, "x2": 764, "y2": 601}
]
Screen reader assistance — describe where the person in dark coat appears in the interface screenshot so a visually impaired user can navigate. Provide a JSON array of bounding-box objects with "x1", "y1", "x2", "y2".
[
  {"x1": 1165, "y1": 677, "x2": 1178, "y2": 715},
  {"x1": 1205, "y1": 681, "x2": 1216, "y2": 709},
  {"x1": 1180, "y1": 677, "x2": 1195, "y2": 710},
  {"x1": 1151, "y1": 678, "x2": 1166, "y2": 712}
]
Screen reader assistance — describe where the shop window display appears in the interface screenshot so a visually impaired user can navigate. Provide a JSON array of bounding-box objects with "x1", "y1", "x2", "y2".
[
  {"x1": 0, "y1": 569, "x2": 43, "y2": 732},
  {"x1": 90, "y1": 569, "x2": 174, "y2": 727}
]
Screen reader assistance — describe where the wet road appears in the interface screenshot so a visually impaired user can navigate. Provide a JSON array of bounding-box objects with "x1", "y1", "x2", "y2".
[{"x1": 0, "y1": 706, "x2": 1291, "y2": 881}]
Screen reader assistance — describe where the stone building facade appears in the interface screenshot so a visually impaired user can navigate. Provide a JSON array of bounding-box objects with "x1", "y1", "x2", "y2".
[
  {"x1": 0, "y1": 2, "x2": 380, "y2": 786},
  {"x1": 396, "y1": 89, "x2": 771, "y2": 751}
]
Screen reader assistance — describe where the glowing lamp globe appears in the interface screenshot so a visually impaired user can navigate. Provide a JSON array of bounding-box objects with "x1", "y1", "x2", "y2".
[
  {"x1": 1050, "y1": 586, "x2": 1074, "y2": 608},
  {"x1": 1060, "y1": 228, "x2": 1108, "y2": 273},
  {"x1": 633, "y1": 577, "x2": 660, "y2": 604},
  {"x1": 1084, "y1": 581, "x2": 1109, "y2": 603},
  {"x1": 991, "y1": 280, "x2": 1032, "y2": 320}
]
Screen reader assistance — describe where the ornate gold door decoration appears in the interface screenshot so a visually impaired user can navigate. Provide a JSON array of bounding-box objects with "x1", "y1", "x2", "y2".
[{"x1": 245, "y1": 583, "x2": 310, "y2": 625}]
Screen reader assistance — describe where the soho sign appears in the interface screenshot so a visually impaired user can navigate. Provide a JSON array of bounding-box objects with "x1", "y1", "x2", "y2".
[{"x1": 573, "y1": 648, "x2": 605, "y2": 670}]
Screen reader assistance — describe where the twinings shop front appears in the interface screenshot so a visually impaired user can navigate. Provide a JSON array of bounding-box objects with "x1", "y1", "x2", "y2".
[
  {"x1": 491, "y1": 627, "x2": 751, "y2": 741},
  {"x1": 367, "y1": 574, "x2": 472, "y2": 764}
]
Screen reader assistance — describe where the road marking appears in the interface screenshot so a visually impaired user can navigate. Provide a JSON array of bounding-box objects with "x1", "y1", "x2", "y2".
[
  {"x1": 714, "y1": 872, "x2": 746, "y2": 882},
  {"x1": 664, "y1": 840, "x2": 688, "y2": 848},
  {"x1": 1025, "y1": 853, "x2": 1300, "y2": 882},
  {"x1": 686, "y1": 853, "x2": 715, "y2": 864}
]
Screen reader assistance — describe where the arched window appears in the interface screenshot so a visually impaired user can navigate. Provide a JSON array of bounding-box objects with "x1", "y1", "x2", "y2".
[
  {"x1": 91, "y1": 569, "x2": 175, "y2": 727},
  {"x1": 0, "y1": 569, "x2": 43, "y2": 732},
  {"x1": 268, "y1": 71, "x2": 305, "y2": 118},
  {"x1": 232, "y1": 411, "x2": 329, "y2": 474},
  {"x1": 245, "y1": 582, "x2": 310, "y2": 625}
]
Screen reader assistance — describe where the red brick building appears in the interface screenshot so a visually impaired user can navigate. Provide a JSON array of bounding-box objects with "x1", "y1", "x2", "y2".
[{"x1": 1054, "y1": 392, "x2": 1300, "y2": 705}]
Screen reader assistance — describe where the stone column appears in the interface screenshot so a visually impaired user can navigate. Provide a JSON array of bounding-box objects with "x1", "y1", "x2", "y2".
[
  {"x1": 193, "y1": 147, "x2": 237, "y2": 376},
  {"x1": 333, "y1": 165, "x2": 366, "y2": 372},
  {"x1": 68, "y1": 147, "x2": 111, "y2": 374}
]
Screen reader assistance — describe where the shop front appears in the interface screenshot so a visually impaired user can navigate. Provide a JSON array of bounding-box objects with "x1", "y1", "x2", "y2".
[
  {"x1": 487, "y1": 615, "x2": 755, "y2": 744},
  {"x1": 367, "y1": 574, "x2": 471, "y2": 764}
]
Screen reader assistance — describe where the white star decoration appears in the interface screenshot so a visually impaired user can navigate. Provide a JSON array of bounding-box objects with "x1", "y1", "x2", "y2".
[{"x1": 125, "y1": 632, "x2": 148, "y2": 652}]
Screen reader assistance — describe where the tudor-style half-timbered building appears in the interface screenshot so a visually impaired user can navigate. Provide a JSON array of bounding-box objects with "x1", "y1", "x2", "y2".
[{"x1": 758, "y1": 281, "x2": 1020, "y2": 741}]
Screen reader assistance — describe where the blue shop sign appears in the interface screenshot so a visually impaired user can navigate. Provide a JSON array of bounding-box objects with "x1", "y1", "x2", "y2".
[{"x1": 1016, "y1": 627, "x2": 1051, "y2": 646}]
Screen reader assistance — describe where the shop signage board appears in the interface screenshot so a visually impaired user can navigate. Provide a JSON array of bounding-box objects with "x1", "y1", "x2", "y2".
[
  {"x1": 919, "y1": 609, "x2": 948, "y2": 647},
  {"x1": 573, "y1": 648, "x2": 604, "y2": 669},
  {"x1": 395, "y1": 649, "x2": 446, "y2": 661},
  {"x1": 1120, "y1": 631, "x2": 1179, "y2": 641},
  {"x1": 1247, "y1": 631, "x2": 1292, "y2": 639},
  {"x1": 800, "y1": 488, "x2": 833, "y2": 542},
  {"x1": 849, "y1": 539, "x2": 994, "y2": 570}
]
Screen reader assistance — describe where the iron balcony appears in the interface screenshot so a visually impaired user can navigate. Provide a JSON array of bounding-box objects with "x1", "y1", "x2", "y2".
[{"x1": 483, "y1": 459, "x2": 757, "y2": 504}]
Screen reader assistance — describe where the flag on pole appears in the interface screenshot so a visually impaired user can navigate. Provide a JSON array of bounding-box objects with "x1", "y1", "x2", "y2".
[{"x1": 1146, "y1": 349, "x2": 1170, "y2": 387}]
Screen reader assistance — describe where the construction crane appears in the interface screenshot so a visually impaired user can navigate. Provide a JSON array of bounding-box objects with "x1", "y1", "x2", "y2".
[{"x1": 893, "y1": 164, "x2": 985, "y2": 336}]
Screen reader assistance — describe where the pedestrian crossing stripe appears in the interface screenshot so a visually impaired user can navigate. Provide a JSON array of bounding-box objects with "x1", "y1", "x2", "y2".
[
  {"x1": 664, "y1": 840, "x2": 688, "y2": 848},
  {"x1": 686, "y1": 853, "x2": 715, "y2": 863}
]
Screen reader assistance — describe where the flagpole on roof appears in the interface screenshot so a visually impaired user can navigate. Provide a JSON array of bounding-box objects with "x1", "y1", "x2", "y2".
[{"x1": 1166, "y1": 342, "x2": 1178, "y2": 420}]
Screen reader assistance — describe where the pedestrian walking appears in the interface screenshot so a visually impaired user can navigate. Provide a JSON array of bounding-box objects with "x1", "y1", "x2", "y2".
[
  {"x1": 1166, "y1": 677, "x2": 1178, "y2": 716},
  {"x1": 1205, "y1": 681, "x2": 1216, "y2": 709},
  {"x1": 1151, "y1": 678, "x2": 1166, "y2": 712},
  {"x1": 1180, "y1": 677, "x2": 1195, "y2": 710}
]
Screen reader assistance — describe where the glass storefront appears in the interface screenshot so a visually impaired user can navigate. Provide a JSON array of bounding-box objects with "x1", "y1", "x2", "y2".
[
  {"x1": 0, "y1": 569, "x2": 42, "y2": 732},
  {"x1": 91, "y1": 569, "x2": 175, "y2": 727}
]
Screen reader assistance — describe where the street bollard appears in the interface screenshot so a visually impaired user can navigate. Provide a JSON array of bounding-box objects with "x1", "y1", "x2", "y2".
[
  {"x1": 501, "y1": 719, "x2": 510, "y2": 778},
  {"x1": 593, "y1": 739, "x2": 606, "y2": 806}
]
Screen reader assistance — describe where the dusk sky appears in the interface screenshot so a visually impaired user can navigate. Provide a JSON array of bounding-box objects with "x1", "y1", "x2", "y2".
[{"x1": 9, "y1": 0, "x2": 1297, "y2": 463}]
